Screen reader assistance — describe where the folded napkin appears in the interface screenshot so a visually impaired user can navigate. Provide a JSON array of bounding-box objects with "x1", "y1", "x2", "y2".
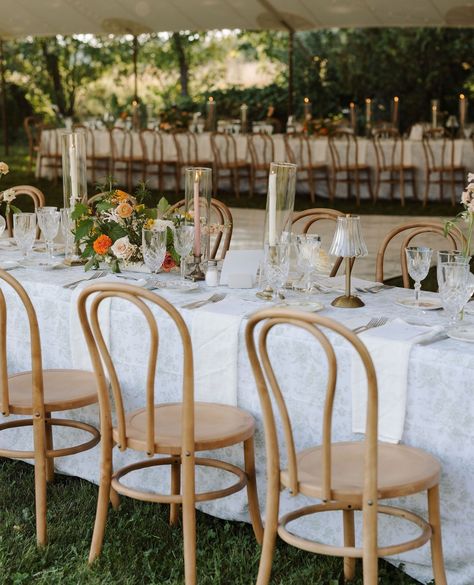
[{"x1": 351, "y1": 318, "x2": 443, "y2": 443}]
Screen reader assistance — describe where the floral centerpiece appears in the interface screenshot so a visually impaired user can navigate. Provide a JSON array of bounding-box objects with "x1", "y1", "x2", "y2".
[
  {"x1": 72, "y1": 183, "x2": 179, "y2": 273},
  {"x1": 0, "y1": 163, "x2": 20, "y2": 217},
  {"x1": 445, "y1": 173, "x2": 474, "y2": 258}
]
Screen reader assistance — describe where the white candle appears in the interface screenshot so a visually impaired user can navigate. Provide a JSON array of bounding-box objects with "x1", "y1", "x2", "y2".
[
  {"x1": 392, "y1": 96, "x2": 399, "y2": 127},
  {"x1": 365, "y1": 98, "x2": 372, "y2": 126},
  {"x1": 268, "y1": 171, "x2": 277, "y2": 247},
  {"x1": 349, "y1": 102, "x2": 356, "y2": 131},
  {"x1": 459, "y1": 94, "x2": 467, "y2": 131},
  {"x1": 69, "y1": 139, "x2": 79, "y2": 207},
  {"x1": 303, "y1": 97, "x2": 312, "y2": 120},
  {"x1": 431, "y1": 100, "x2": 438, "y2": 128},
  {"x1": 207, "y1": 97, "x2": 215, "y2": 131},
  {"x1": 193, "y1": 171, "x2": 201, "y2": 256}
]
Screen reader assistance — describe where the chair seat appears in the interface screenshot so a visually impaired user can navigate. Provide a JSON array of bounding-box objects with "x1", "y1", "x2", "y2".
[
  {"x1": 8, "y1": 369, "x2": 98, "y2": 415},
  {"x1": 116, "y1": 402, "x2": 255, "y2": 455},
  {"x1": 280, "y1": 441, "x2": 440, "y2": 503},
  {"x1": 430, "y1": 166, "x2": 465, "y2": 172},
  {"x1": 335, "y1": 164, "x2": 370, "y2": 171},
  {"x1": 380, "y1": 165, "x2": 416, "y2": 172}
]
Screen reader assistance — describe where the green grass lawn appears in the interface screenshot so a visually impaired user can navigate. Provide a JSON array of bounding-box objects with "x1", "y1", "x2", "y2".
[{"x1": 0, "y1": 458, "x2": 423, "y2": 585}]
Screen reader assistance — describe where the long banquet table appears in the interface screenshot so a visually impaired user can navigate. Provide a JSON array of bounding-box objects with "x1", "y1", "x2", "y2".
[{"x1": 1, "y1": 259, "x2": 474, "y2": 584}]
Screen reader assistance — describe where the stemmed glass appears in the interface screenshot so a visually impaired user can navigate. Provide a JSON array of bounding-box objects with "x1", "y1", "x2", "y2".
[
  {"x1": 295, "y1": 234, "x2": 321, "y2": 293},
  {"x1": 142, "y1": 228, "x2": 168, "y2": 275},
  {"x1": 264, "y1": 243, "x2": 290, "y2": 300},
  {"x1": 405, "y1": 246, "x2": 432, "y2": 306},
  {"x1": 13, "y1": 213, "x2": 37, "y2": 260},
  {"x1": 174, "y1": 225, "x2": 195, "y2": 281},
  {"x1": 60, "y1": 208, "x2": 75, "y2": 259},
  {"x1": 37, "y1": 208, "x2": 60, "y2": 264},
  {"x1": 437, "y1": 261, "x2": 471, "y2": 327}
]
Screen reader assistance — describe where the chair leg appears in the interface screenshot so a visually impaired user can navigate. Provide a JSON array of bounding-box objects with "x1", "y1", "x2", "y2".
[
  {"x1": 181, "y1": 451, "x2": 197, "y2": 585},
  {"x1": 343, "y1": 508, "x2": 356, "y2": 582},
  {"x1": 44, "y1": 413, "x2": 54, "y2": 483},
  {"x1": 244, "y1": 437, "x2": 263, "y2": 544},
  {"x1": 256, "y1": 471, "x2": 280, "y2": 585},
  {"x1": 373, "y1": 170, "x2": 381, "y2": 203},
  {"x1": 109, "y1": 487, "x2": 120, "y2": 510},
  {"x1": 362, "y1": 502, "x2": 378, "y2": 585},
  {"x1": 423, "y1": 172, "x2": 430, "y2": 207},
  {"x1": 33, "y1": 417, "x2": 48, "y2": 547},
  {"x1": 355, "y1": 172, "x2": 361, "y2": 206},
  {"x1": 366, "y1": 170, "x2": 374, "y2": 203},
  {"x1": 428, "y1": 485, "x2": 447, "y2": 585},
  {"x1": 412, "y1": 169, "x2": 418, "y2": 201},
  {"x1": 307, "y1": 170, "x2": 316, "y2": 204},
  {"x1": 89, "y1": 430, "x2": 114, "y2": 563},
  {"x1": 169, "y1": 456, "x2": 181, "y2": 526},
  {"x1": 400, "y1": 169, "x2": 405, "y2": 207}
]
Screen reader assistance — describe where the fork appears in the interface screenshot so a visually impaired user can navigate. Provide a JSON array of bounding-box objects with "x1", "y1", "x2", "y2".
[
  {"x1": 182, "y1": 293, "x2": 226, "y2": 310},
  {"x1": 63, "y1": 270, "x2": 106, "y2": 289},
  {"x1": 352, "y1": 316, "x2": 389, "y2": 334}
]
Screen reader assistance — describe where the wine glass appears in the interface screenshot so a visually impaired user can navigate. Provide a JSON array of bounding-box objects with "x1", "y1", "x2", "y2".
[
  {"x1": 174, "y1": 225, "x2": 194, "y2": 281},
  {"x1": 142, "y1": 228, "x2": 167, "y2": 275},
  {"x1": 60, "y1": 208, "x2": 74, "y2": 259},
  {"x1": 37, "y1": 208, "x2": 60, "y2": 264},
  {"x1": 295, "y1": 233, "x2": 321, "y2": 293},
  {"x1": 13, "y1": 212, "x2": 37, "y2": 259},
  {"x1": 264, "y1": 243, "x2": 290, "y2": 300},
  {"x1": 0, "y1": 215, "x2": 5, "y2": 239},
  {"x1": 437, "y1": 261, "x2": 470, "y2": 327},
  {"x1": 436, "y1": 250, "x2": 470, "y2": 285},
  {"x1": 405, "y1": 246, "x2": 432, "y2": 306}
]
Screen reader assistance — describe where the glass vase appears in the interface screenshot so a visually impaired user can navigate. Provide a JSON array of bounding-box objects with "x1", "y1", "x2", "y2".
[
  {"x1": 263, "y1": 162, "x2": 297, "y2": 247},
  {"x1": 184, "y1": 167, "x2": 212, "y2": 279},
  {"x1": 61, "y1": 130, "x2": 88, "y2": 209}
]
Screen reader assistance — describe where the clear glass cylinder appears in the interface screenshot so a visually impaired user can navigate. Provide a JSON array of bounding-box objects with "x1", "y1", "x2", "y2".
[
  {"x1": 61, "y1": 130, "x2": 88, "y2": 208},
  {"x1": 263, "y1": 162, "x2": 297, "y2": 247},
  {"x1": 184, "y1": 167, "x2": 212, "y2": 260}
]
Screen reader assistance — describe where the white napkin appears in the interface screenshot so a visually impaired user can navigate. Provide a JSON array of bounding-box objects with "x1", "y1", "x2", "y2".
[{"x1": 351, "y1": 318, "x2": 443, "y2": 443}]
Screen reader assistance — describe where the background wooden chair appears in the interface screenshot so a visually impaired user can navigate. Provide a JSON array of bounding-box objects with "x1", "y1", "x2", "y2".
[
  {"x1": 421, "y1": 128, "x2": 465, "y2": 206},
  {"x1": 284, "y1": 134, "x2": 331, "y2": 203},
  {"x1": 73, "y1": 125, "x2": 110, "y2": 185},
  {"x1": 328, "y1": 130, "x2": 373, "y2": 205},
  {"x1": 375, "y1": 220, "x2": 464, "y2": 287},
  {"x1": 140, "y1": 129, "x2": 180, "y2": 194},
  {"x1": 168, "y1": 198, "x2": 233, "y2": 260},
  {"x1": 78, "y1": 283, "x2": 262, "y2": 584},
  {"x1": 210, "y1": 132, "x2": 250, "y2": 199},
  {"x1": 246, "y1": 308, "x2": 447, "y2": 585},
  {"x1": 110, "y1": 127, "x2": 146, "y2": 192},
  {"x1": 36, "y1": 126, "x2": 62, "y2": 184},
  {"x1": 0, "y1": 270, "x2": 100, "y2": 545},
  {"x1": 247, "y1": 133, "x2": 275, "y2": 197},
  {"x1": 173, "y1": 131, "x2": 214, "y2": 188},
  {"x1": 5, "y1": 185, "x2": 45, "y2": 238},
  {"x1": 372, "y1": 128, "x2": 417, "y2": 206},
  {"x1": 24, "y1": 116, "x2": 43, "y2": 173}
]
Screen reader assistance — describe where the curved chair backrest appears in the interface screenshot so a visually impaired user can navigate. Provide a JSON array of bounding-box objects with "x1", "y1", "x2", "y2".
[
  {"x1": 139, "y1": 129, "x2": 165, "y2": 164},
  {"x1": 5, "y1": 185, "x2": 45, "y2": 237},
  {"x1": 422, "y1": 128, "x2": 456, "y2": 171},
  {"x1": 85, "y1": 191, "x2": 137, "y2": 206},
  {"x1": 375, "y1": 221, "x2": 464, "y2": 286},
  {"x1": 168, "y1": 198, "x2": 233, "y2": 260},
  {"x1": 372, "y1": 128, "x2": 404, "y2": 170},
  {"x1": 24, "y1": 115, "x2": 43, "y2": 149},
  {"x1": 77, "y1": 283, "x2": 194, "y2": 458},
  {"x1": 210, "y1": 132, "x2": 238, "y2": 167},
  {"x1": 173, "y1": 131, "x2": 199, "y2": 166},
  {"x1": 247, "y1": 133, "x2": 275, "y2": 167},
  {"x1": 110, "y1": 127, "x2": 141, "y2": 160},
  {"x1": 328, "y1": 131, "x2": 360, "y2": 171},
  {"x1": 284, "y1": 133, "x2": 313, "y2": 167},
  {"x1": 245, "y1": 308, "x2": 378, "y2": 503},
  {"x1": 291, "y1": 208, "x2": 349, "y2": 277},
  {"x1": 0, "y1": 269, "x2": 44, "y2": 417}
]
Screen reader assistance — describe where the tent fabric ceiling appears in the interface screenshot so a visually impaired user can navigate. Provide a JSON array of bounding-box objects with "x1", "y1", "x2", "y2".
[{"x1": 1, "y1": 0, "x2": 474, "y2": 38}]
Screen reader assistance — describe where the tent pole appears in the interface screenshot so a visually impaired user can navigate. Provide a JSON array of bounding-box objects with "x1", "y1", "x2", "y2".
[
  {"x1": 0, "y1": 39, "x2": 8, "y2": 156},
  {"x1": 288, "y1": 31, "x2": 294, "y2": 118}
]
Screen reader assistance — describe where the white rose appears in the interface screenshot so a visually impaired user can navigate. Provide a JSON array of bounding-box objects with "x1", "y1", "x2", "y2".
[
  {"x1": 1, "y1": 188, "x2": 16, "y2": 203},
  {"x1": 153, "y1": 218, "x2": 174, "y2": 232},
  {"x1": 468, "y1": 200, "x2": 474, "y2": 214},
  {"x1": 0, "y1": 162, "x2": 9, "y2": 175},
  {"x1": 461, "y1": 190, "x2": 472, "y2": 206},
  {"x1": 111, "y1": 236, "x2": 135, "y2": 261},
  {"x1": 468, "y1": 173, "x2": 474, "y2": 183},
  {"x1": 466, "y1": 182, "x2": 474, "y2": 193}
]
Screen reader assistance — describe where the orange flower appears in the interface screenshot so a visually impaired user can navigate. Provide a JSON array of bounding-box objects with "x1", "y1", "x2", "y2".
[
  {"x1": 116, "y1": 201, "x2": 134, "y2": 219},
  {"x1": 115, "y1": 190, "x2": 130, "y2": 202},
  {"x1": 162, "y1": 252, "x2": 176, "y2": 273},
  {"x1": 93, "y1": 234, "x2": 112, "y2": 256}
]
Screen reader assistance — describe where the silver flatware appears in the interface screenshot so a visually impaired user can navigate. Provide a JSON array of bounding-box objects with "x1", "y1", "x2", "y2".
[
  {"x1": 352, "y1": 316, "x2": 389, "y2": 335},
  {"x1": 182, "y1": 293, "x2": 226, "y2": 310},
  {"x1": 63, "y1": 270, "x2": 106, "y2": 289}
]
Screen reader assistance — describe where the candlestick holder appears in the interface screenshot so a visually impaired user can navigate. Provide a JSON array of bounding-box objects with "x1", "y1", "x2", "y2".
[{"x1": 187, "y1": 254, "x2": 206, "y2": 281}]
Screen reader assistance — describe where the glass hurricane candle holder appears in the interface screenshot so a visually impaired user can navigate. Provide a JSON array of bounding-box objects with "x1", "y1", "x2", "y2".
[{"x1": 264, "y1": 162, "x2": 297, "y2": 248}]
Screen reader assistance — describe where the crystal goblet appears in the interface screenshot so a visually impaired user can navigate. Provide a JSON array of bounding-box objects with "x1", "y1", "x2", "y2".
[
  {"x1": 13, "y1": 212, "x2": 37, "y2": 259},
  {"x1": 142, "y1": 228, "x2": 167, "y2": 275},
  {"x1": 405, "y1": 246, "x2": 432, "y2": 306},
  {"x1": 174, "y1": 225, "x2": 195, "y2": 281},
  {"x1": 37, "y1": 208, "x2": 60, "y2": 263}
]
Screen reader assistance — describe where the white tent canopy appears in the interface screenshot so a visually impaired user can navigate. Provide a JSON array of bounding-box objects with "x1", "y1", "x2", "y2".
[{"x1": 1, "y1": 0, "x2": 474, "y2": 38}]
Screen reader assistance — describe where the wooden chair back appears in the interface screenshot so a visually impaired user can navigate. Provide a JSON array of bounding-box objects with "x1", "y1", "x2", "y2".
[
  {"x1": 0, "y1": 269, "x2": 45, "y2": 417},
  {"x1": 247, "y1": 133, "x2": 275, "y2": 168},
  {"x1": 173, "y1": 131, "x2": 199, "y2": 166},
  {"x1": 24, "y1": 116, "x2": 43, "y2": 151},
  {"x1": 375, "y1": 221, "x2": 464, "y2": 286},
  {"x1": 328, "y1": 130, "x2": 361, "y2": 171},
  {"x1": 5, "y1": 185, "x2": 45, "y2": 237},
  {"x1": 110, "y1": 127, "x2": 140, "y2": 161},
  {"x1": 210, "y1": 132, "x2": 238, "y2": 167},
  {"x1": 77, "y1": 283, "x2": 194, "y2": 458},
  {"x1": 168, "y1": 198, "x2": 233, "y2": 260},
  {"x1": 291, "y1": 208, "x2": 349, "y2": 277},
  {"x1": 422, "y1": 129, "x2": 457, "y2": 171},
  {"x1": 86, "y1": 192, "x2": 137, "y2": 206},
  {"x1": 284, "y1": 134, "x2": 313, "y2": 167},
  {"x1": 139, "y1": 129, "x2": 165, "y2": 164},
  {"x1": 245, "y1": 308, "x2": 378, "y2": 503},
  {"x1": 372, "y1": 128, "x2": 404, "y2": 170}
]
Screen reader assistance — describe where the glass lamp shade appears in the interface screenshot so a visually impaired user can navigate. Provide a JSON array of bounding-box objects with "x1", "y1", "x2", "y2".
[{"x1": 329, "y1": 215, "x2": 368, "y2": 258}]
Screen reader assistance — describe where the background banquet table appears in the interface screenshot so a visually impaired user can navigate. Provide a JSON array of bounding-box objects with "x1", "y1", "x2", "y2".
[
  {"x1": 1, "y1": 261, "x2": 473, "y2": 584},
  {"x1": 36, "y1": 129, "x2": 474, "y2": 200}
]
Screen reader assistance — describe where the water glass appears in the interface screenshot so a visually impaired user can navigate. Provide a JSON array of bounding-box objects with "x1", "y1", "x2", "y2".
[
  {"x1": 437, "y1": 262, "x2": 471, "y2": 326},
  {"x1": 437, "y1": 250, "x2": 470, "y2": 285},
  {"x1": 13, "y1": 213, "x2": 37, "y2": 259},
  {"x1": 37, "y1": 208, "x2": 60, "y2": 263},
  {"x1": 295, "y1": 233, "x2": 321, "y2": 293},
  {"x1": 60, "y1": 208, "x2": 75, "y2": 259},
  {"x1": 142, "y1": 228, "x2": 167, "y2": 274},
  {"x1": 174, "y1": 225, "x2": 194, "y2": 280},
  {"x1": 405, "y1": 246, "x2": 432, "y2": 306},
  {"x1": 264, "y1": 243, "x2": 290, "y2": 300}
]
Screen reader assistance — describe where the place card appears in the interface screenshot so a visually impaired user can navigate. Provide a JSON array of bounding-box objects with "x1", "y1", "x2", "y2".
[{"x1": 219, "y1": 249, "x2": 263, "y2": 286}]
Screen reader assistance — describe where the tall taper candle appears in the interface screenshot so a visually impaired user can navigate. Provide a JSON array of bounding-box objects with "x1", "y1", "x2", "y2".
[
  {"x1": 392, "y1": 96, "x2": 399, "y2": 127},
  {"x1": 193, "y1": 170, "x2": 201, "y2": 256},
  {"x1": 459, "y1": 93, "x2": 467, "y2": 136},
  {"x1": 349, "y1": 102, "x2": 357, "y2": 132},
  {"x1": 268, "y1": 171, "x2": 277, "y2": 247},
  {"x1": 69, "y1": 141, "x2": 79, "y2": 207},
  {"x1": 303, "y1": 97, "x2": 312, "y2": 120}
]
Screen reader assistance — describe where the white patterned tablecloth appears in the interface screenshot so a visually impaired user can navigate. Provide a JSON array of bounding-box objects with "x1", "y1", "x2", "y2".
[{"x1": 1, "y1": 263, "x2": 474, "y2": 585}]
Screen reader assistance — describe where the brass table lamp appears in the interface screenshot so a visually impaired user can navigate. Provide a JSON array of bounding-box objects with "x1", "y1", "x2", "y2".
[{"x1": 329, "y1": 214, "x2": 368, "y2": 308}]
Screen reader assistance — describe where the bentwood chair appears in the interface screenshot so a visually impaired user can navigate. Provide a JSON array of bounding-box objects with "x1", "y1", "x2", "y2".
[
  {"x1": 36, "y1": 126, "x2": 62, "y2": 184},
  {"x1": 247, "y1": 133, "x2": 275, "y2": 197},
  {"x1": 210, "y1": 132, "x2": 250, "y2": 199},
  {"x1": 421, "y1": 129, "x2": 465, "y2": 206},
  {"x1": 0, "y1": 270, "x2": 100, "y2": 545},
  {"x1": 284, "y1": 134, "x2": 331, "y2": 203},
  {"x1": 372, "y1": 128, "x2": 417, "y2": 206},
  {"x1": 140, "y1": 129, "x2": 180, "y2": 194},
  {"x1": 173, "y1": 131, "x2": 214, "y2": 188},
  {"x1": 24, "y1": 116, "x2": 43, "y2": 173},
  {"x1": 78, "y1": 283, "x2": 263, "y2": 584},
  {"x1": 110, "y1": 127, "x2": 146, "y2": 191},
  {"x1": 246, "y1": 308, "x2": 447, "y2": 585},
  {"x1": 328, "y1": 130, "x2": 374, "y2": 205},
  {"x1": 291, "y1": 208, "x2": 353, "y2": 277},
  {"x1": 168, "y1": 198, "x2": 233, "y2": 260},
  {"x1": 375, "y1": 221, "x2": 464, "y2": 286},
  {"x1": 5, "y1": 185, "x2": 45, "y2": 238}
]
